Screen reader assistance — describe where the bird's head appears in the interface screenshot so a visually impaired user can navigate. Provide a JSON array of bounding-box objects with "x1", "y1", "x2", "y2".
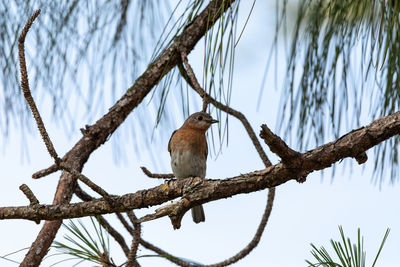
[{"x1": 183, "y1": 112, "x2": 218, "y2": 131}]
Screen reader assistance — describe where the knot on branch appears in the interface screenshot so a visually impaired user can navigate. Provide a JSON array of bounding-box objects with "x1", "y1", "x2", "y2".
[
  {"x1": 354, "y1": 152, "x2": 368, "y2": 164},
  {"x1": 260, "y1": 124, "x2": 301, "y2": 164},
  {"x1": 80, "y1": 124, "x2": 92, "y2": 136}
]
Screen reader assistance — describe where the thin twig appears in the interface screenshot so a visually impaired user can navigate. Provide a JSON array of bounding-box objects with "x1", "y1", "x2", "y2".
[
  {"x1": 135, "y1": 198, "x2": 190, "y2": 229},
  {"x1": 18, "y1": 9, "x2": 61, "y2": 165},
  {"x1": 177, "y1": 53, "x2": 208, "y2": 112},
  {"x1": 19, "y1": 184, "x2": 41, "y2": 225},
  {"x1": 19, "y1": 184, "x2": 39, "y2": 205},
  {"x1": 140, "y1": 239, "x2": 194, "y2": 267},
  {"x1": 140, "y1": 166, "x2": 174, "y2": 179},
  {"x1": 115, "y1": 212, "x2": 142, "y2": 266},
  {"x1": 116, "y1": 213, "x2": 136, "y2": 236},
  {"x1": 32, "y1": 164, "x2": 59, "y2": 179},
  {"x1": 77, "y1": 180, "x2": 273, "y2": 267}
]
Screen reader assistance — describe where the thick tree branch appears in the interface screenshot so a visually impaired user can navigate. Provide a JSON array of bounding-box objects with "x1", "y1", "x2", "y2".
[
  {"x1": 2, "y1": 111, "x2": 399, "y2": 222},
  {"x1": 18, "y1": 1, "x2": 236, "y2": 266}
]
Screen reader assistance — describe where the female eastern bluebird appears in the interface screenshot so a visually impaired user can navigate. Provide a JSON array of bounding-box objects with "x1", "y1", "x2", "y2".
[{"x1": 168, "y1": 112, "x2": 218, "y2": 223}]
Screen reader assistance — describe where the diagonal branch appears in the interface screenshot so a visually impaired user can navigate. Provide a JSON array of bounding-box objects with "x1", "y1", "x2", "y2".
[
  {"x1": 2, "y1": 110, "x2": 399, "y2": 222},
  {"x1": 19, "y1": 1, "x2": 237, "y2": 266}
]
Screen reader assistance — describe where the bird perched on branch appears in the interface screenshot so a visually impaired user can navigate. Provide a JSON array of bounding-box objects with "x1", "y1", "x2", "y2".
[{"x1": 168, "y1": 112, "x2": 218, "y2": 223}]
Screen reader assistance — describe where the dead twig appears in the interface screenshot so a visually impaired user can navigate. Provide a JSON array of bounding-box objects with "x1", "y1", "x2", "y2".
[
  {"x1": 32, "y1": 164, "x2": 59, "y2": 179},
  {"x1": 140, "y1": 166, "x2": 174, "y2": 179},
  {"x1": 19, "y1": 184, "x2": 39, "y2": 205}
]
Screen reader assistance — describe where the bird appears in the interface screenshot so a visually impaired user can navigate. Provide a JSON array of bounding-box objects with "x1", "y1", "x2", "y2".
[{"x1": 168, "y1": 112, "x2": 218, "y2": 223}]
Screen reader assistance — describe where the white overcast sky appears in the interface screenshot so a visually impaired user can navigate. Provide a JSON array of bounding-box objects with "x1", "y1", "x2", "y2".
[{"x1": 0, "y1": 1, "x2": 399, "y2": 266}]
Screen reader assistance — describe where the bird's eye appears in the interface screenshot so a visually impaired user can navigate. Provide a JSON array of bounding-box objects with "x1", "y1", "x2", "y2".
[{"x1": 197, "y1": 116, "x2": 203, "y2": 121}]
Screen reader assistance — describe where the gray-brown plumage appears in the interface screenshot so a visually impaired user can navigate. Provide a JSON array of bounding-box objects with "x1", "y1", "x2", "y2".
[{"x1": 168, "y1": 112, "x2": 218, "y2": 223}]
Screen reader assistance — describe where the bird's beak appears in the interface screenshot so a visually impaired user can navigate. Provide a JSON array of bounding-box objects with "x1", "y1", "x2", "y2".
[{"x1": 209, "y1": 119, "x2": 218, "y2": 124}]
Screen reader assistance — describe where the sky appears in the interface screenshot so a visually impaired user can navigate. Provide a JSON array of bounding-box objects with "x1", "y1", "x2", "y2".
[{"x1": 0, "y1": 1, "x2": 399, "y2": 267}]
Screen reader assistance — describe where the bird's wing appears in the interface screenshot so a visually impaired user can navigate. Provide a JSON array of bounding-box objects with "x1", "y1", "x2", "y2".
[
  {"x1": 205, "y1": 138, "x2": 208, "y2": 159},
  {"x1": 167, "y1": 130, "x2": 177, "y2": 154}
]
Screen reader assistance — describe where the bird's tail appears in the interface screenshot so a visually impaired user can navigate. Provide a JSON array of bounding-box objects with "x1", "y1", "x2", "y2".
[{"x1": 191, "y1": 205, "x2": 205, "y2": 223}]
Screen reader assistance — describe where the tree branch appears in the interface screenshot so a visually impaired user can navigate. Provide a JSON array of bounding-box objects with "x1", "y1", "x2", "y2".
[
  {"x1": 2, "y1": 110, "x2": 399, "y2": 222},
  {"x1": 19, "y1": 1, "x2": 237, "y2": 265},
  {"x1": 126, "y1": 212, "x2": 141, "y2": 267}
]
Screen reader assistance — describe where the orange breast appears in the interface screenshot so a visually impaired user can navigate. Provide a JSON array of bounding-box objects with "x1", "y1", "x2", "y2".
[{"x1": 168, "y1": 128, "x2": 208, "y2": 160}]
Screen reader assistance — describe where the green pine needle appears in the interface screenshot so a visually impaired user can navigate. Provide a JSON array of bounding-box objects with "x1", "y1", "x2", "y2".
[{"x1": 306, "y1": 226, "x2": 390, "y2": 267}]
